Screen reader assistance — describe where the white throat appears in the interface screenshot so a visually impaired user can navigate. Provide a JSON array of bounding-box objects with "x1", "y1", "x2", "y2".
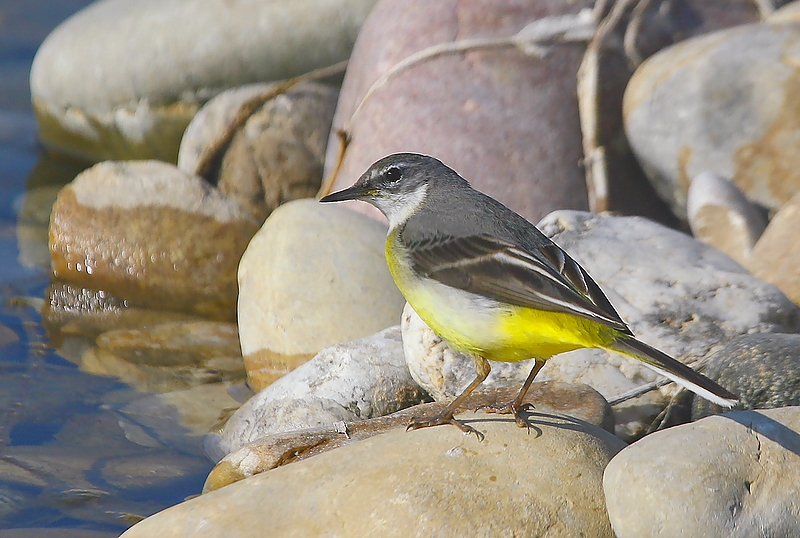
[{"x1": 373, "y1": 184, "x2": 429, "y2": 232}]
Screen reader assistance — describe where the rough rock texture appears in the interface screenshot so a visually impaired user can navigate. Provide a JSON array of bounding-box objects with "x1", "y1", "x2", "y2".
[
  {"x1": 236, "y1": 199, "x2": 404, "y2": 389},
  {"x1": 205, "y1": 381, "x2": 614, "y2": 490},
  {"x1": 406, "y1": 210, "x2": 800, "y2": 439},
  {"x1": 49, "y1": 160, "x2": 259, "y2": 320},
  {"x1": 624, "y1": 22, "x2": 800, "y2": 220},
  {"x1": 179, "y1": 82, "x2": 338, "y2": 222},
  {"x1": 30, "y1": 0, "x2": 378, "y2": 162},
  {"x1": 324, "y1": 0, "x2": 594, "y2": 225},
  {"x1": 124, "y1": 414, "x2": 626, "y2": 538},
  {"x1": 604, "y1": 407, "x2": 800, "y2": 538},
  {"x1": 222, "y1": 326, "x2": 426, "y2": 452},
  {"x1": 687, "y1": 172, "x2": 767, "y2": 265},
  {"x1": 693, "y1": 333, "x2": 800, "y2": 419},
  {"x1": 746, "y1": 191, "x2": 800, "y2": 305}
]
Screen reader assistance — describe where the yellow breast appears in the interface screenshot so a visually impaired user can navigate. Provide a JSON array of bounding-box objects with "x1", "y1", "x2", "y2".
[{"x1": 386, "y1": 230, "x2": 617, "y2": 363}]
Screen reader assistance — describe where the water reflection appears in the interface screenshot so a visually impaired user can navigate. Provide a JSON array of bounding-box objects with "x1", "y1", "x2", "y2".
[{"x1": 0, "y1": 2, "x2": 245, "y2": 534}]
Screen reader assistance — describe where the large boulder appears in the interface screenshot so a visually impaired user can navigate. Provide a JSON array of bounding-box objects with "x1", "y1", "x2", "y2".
[
  {"x1": 31, "y1": 0, "x2": 378, "y2": 162},
  {"x1": 123, "y1": 414, "x2": 625, "y2": 537}
]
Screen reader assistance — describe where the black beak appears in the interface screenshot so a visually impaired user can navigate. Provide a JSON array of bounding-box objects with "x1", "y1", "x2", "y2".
[{"x1": 319, "y1": 183, "x2": 370, "y2": 203}]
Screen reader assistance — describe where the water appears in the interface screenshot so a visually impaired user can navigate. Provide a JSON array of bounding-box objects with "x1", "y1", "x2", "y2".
[{"x1": 0, "y1": 2, "x2": 225, "y2": 535}]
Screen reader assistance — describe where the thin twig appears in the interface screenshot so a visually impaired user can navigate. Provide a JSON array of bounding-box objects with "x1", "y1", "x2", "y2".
[{"x1": 623, "y1": 0, "x2": 656, "y2": 68}]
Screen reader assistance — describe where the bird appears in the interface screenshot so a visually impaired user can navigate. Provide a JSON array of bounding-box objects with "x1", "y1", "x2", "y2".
[{"x1": 320, "y1": 152, "x2": 738, "y2": 438}]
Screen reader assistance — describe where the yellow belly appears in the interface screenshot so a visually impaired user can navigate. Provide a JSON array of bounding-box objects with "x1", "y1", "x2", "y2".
[{"x1": 387, "y1": 232, "x2": 617, "y2": 363}]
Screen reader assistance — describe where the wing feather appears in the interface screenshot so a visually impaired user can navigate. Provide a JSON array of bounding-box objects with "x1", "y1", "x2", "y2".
[{"x1": 406, "y1": 234, "x2": 631, "y2": 334}]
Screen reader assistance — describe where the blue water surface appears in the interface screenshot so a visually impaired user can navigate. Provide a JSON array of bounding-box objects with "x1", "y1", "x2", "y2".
[{"x1": 0, "y1": 2, "x2": 215, "y2": 535}]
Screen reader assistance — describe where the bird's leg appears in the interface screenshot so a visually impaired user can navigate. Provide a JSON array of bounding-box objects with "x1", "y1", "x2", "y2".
[
  {"x1": 407, "y1": 355, "x2": 491, "y2": 440},
  {"x1": 478, "y1": 358, "x2": 546, "y2": 428}
]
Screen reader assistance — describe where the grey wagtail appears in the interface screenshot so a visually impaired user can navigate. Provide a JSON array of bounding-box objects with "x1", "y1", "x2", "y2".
[{"x1": 321, "y1": 153, "x2": 738, "y2": 438}]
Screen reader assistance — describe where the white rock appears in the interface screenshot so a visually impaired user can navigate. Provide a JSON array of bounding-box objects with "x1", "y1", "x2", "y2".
[
  {"x1": 221, "y1": 326, "x2": 426, "y2": 452},
  {"x1": 236, "y1": 198, "x2": 405, "y2": 390},
  {"x1": 604, "y1": 407, "x2": 800, "y2": 538}
]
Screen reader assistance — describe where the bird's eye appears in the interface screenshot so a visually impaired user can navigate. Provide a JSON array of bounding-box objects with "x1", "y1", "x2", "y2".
[{"x1": 385, "y1": 166, "x2": 402, "y2": 182}]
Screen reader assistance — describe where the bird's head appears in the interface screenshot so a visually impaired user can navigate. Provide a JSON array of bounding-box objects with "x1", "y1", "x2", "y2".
[{"x1": 320, "y1": 153, "x2": 451, "y2": 228}]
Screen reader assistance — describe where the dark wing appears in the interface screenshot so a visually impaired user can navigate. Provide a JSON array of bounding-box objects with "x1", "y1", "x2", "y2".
[{"x1": 406, "y1": 234, "x2": 632, "y2": 335}]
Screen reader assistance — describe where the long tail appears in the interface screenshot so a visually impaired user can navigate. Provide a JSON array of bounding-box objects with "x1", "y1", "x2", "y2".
[{"x1": 608, "y1": 337, "x2": 738, "y2": 407}]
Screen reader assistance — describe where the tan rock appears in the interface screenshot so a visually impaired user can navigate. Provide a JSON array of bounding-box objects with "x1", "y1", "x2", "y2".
[
  {"x1": 237, "y1": 199, "x2": 404, "y2": 389},
  {"x1": 49, "y1": 160, "x2": 259, "y2": 320},
  {"x1": 624, "y1": 22, "x2": 800, "y2": 220},
  {"x1": 123, "y1": 414, "x2": 625, "y2": 537},
  {"x1": 179, "y1": 82, "x2": 338, "y2": 222},
  {"x1": 687, "y1": 172, "x2": 767, "y2": 265},
  {"x1": 746, "y1": 191, "x2": 800, "y2": 304}
]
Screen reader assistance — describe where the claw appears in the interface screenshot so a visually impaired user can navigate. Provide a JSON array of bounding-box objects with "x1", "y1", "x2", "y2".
[
  {"x1": 475, "y1": 400, "x2": 535, "y2": 430},
  {"x1": 407, "y1": 414, "x2": 485, "y2": 441}
]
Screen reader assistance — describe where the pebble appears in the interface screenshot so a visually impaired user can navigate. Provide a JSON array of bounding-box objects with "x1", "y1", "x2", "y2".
[
  {"x1": 236, "y1": 198, "x2": 405, "y2": 390},
  {"x1": 604, "y1": 407, "x2": 800, "y2": 538},
  {"x1": 534, "y1": 211, "x2": 795, "y2": 439}
]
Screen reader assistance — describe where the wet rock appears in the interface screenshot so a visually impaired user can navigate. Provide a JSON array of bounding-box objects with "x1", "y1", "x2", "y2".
[
  {"x1": 604, "y1": 407, "x2": 800, "y2": 538},
  {"x1": 15, "y1": 185, "x2": 62, "y2": 269},
  {"x1": 49, "y1": 160, "x2": 259, "y2": 321},
  {"x1": 0, "y1": 324, "x2": 19, "y2": 347},
  {"x1": 746, "y1": 191, "x2": 800, "y2": 304},
  {"x1": 205, "y1": 382, "x2": 614, "y2": 491},
  {"x1": 687, "y1": 172, "x2": 767, "y2": 265},
  {"x1": 692, "y1": 333, "x2": 800, "y2": 419},
  {"x1": 124, "y1": 415, "x2": 625, "y2": 538},
  {"x1": 3, "y1": 411, "x2": 206, "y2": 529},
  {"x1": 30, "y1": 0, "x2": 378, "y2": 162},
  {"x1": 80, "y1": 335, "x2": 245, "y2": 393},
  {"x1": 625, "y1": 22, "x2": 800, "y2": 220},
  {"x1": 43, "y1": 282, "x2": 203, "y2": 344},
  {"x1": 535, "y1": 211, "x2": 796, "y2": 439},
  {"x1": 237, "y1": 199, "x2": 404, "y2": 389},
  {"x1": 324, "y1": 0, "x2": 594, "y2": 225},
  {"x1": 179, "y1": 82, "x2": 338, "y2": 222},
  {"x1": 221, "y1": 326, "x2": 426, "y2": 452},
  {"x1": 100, "y1": 451, "x2": 209, "y2": 490},
  {"x1": 95, "y1": 321, "x2": 242, "y2": 368}
]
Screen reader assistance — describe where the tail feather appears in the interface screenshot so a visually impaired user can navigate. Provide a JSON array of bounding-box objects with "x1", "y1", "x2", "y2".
[{"x1": 608, "y1": 337, "x2": 738, "y2": 408}]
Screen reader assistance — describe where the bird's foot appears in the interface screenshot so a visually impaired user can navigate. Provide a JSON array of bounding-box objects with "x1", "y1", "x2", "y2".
[
  {"x1": 407, "y1": 412, "x2": 485, "y2": 442},
  {"x1": 476, "y1": 400, "x2": 535, "y2": 429}
]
